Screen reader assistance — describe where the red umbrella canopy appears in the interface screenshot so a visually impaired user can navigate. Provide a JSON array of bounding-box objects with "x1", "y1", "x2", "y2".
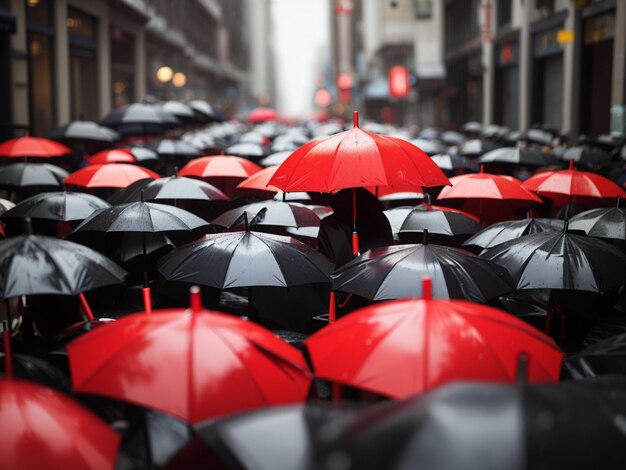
[
  {"x1": 88, "y1": 148, "x2": 136, "y2": 164},
  {"x1": 0, "y1": 379, "x2": 120, "y2": 469},
  {"x1": 178, "y1": 155, "x2": 262, "y2": 179},
  {"x1": 67, "y1": 291, "x2": 312, "y2": 423},
  {"x1": 306, "y1": 281, "x2": 562, "y2": 399},
  {"x1": 522, "y1": 161, "x2": 626, "y2": 205},
  {"x1": 248, "y1": 107, "x2": 279, "y2": 123},
  {"x1": 0, "y1": 136, "x2": 70, "y2": 158},
  {"x1": 269, "y1": 112, "x2": 450, "y2": 193},
  {"x1": 65, "y1": 163, "x2": 159, "y2": 188},
  {"x1": 237, "y1": 165, "x2": 280, "y2": 193}
]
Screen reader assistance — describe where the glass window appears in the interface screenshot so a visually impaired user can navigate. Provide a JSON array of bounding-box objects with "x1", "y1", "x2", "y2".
[
  {"x1": 26, "y1": 0, "x2": 52, "y2": 26},
  {"x1": 67, "y1": 7, "x2": 96, "y2": 40},
  {"x1": 68, "y1": 7, "x2": 98, "y2": 121},
  {"x1": 111, "y1": 26, "x2": 135, "y2": 108}
]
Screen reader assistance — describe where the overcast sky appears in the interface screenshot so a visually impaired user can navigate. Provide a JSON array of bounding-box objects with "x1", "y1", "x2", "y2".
[{"x1": 271, "y1": 0, "x2": 329, "y2": 118}]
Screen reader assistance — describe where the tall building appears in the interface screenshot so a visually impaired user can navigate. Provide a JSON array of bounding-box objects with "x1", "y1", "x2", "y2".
[{"x1": 246, "y1": 0, "x2": 276, "y2": 109}]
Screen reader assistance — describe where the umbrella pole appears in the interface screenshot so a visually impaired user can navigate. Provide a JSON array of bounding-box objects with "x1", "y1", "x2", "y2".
[
  {"x1": 78, "y1": 293, "x2": 94, "y2": 321},
  {"x1": 331, "y1": 382, "x2": 341, "y2": 403},
  {"x1": 352, "y1": 187, "x2": 360, "y2": 256},
  {"x1": 2, "y1": 320, "x2": 13, "y2": 379},
  {"x1": 328, "y1": 291, "x2": 336, "y2": 323},
  {"x1": 4, "y1": 299, "x2": 11, "y2": 333},
  {"x1": 544, "y1": 290, "x2": 554, "y2": 335}
]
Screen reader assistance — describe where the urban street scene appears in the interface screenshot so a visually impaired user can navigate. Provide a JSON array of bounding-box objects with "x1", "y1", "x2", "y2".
[{"x1": 1, "y1": 0, "x2": 626, "y2": 468}]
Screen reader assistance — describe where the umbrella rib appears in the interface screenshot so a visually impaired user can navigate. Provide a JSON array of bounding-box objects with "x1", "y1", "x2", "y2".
[{"x1": 36, "y1": 239, "x2": 79, "y2": 295}]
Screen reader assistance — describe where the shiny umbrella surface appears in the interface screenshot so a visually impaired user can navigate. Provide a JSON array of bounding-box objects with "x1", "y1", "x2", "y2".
[
  {"x1": 248, "y1": 107, "x2": 279, "y2": 123},
  {"x1": 179, "y1": 155, "x2": 262, "y2": 179},
  {"x1": 563, "y1": 333, "x2": 626, "y2": 379},
  {"x1": 259, "y1": 150, "x2": 293, "y2": 167},
  {"x1": 317, "y1": 379, "x2": 626, "y2": 470},
  {"x1": 1, "y1": 191, "x2": 110, "y2": 221},
  {"x1": 460, "y1": 139, "x2": 497, "y2": 157},
  {"x1": 67, "y1": 296, "x2": 312, "y2": 423},
  {"x1": 189, "y1": 100, "x2": 228, "y2": 122},
  {"x1": 0, "y1": 198, "x2": 15, "y2": 213},
  {"x1": 332, "y1": 243, "x2": 513, "y2": 302},
  {"x1": 0, "y1": 234, "x2": 126, "y2": 298},
  {"x1": 148, "y1": 139, "x2": 201, "y2": 159},
  {"x1": 158, "y1": 231, "x2": 332, "y2": 288},
  {"x1": 398, "y1": 206, "x2": 482, "y2": 237},
  {"x1": 478, "y1": 147, "x2": 549, "y2": 166},
  {"x1": 409, "y1": 138, "x2": 445, "y2": 156},
  {"x1": 0, "y1": 353, "x2": 71, "y2": 394},
  {"x1": 226, "y1": 142, "x2": 267, "y2": 158},
  {"x1": 463, "y1": 218, "x2": 564, "y2": 251},
  {"x1": 65, "y1": 163, "x2": 159, "y2": 189},
  {"x1": 237, "y1": 165, "x2": 281, "y2": 193},
  {"x1": 430, "y1": 153, "x2": 476, "y2": 174},
  {"x1": 47, "y1": 120, "x2": 120, "y2": 143},
  {"x1": 211, "y1": 201, "x2": 320, "y2": 229},
  {"x1": 87, "y1": 147, "x2": 159, "y2": 165},
  {"x1": 160, "y1": 101, "x2": 197, "y2": 124},
  {"x1": 111, "y1": 175, "x2": 228, "y2": 204},
  {"x1": 0, "y1": 163, "x2": 68, "y2": 189},
  {"x1": 568, "y1": 204, "x2": 626, "y2": 241},
  {"x1": 481, "y1": 230, "x2": 626, "y2": 292},
  {"x1": 562, "y1": 146, "x2": 612, "y2": 171},
  {"x1": 100, "y1": 103, "x2": 179, "y2": 136},
  {"x1": 306, "y1": 296, "x2": 562, "y2": 399},
  {"x1": 0, "y1": 379, "x2": 120, "y2": 469},
  {"x1": 0, "y1": 136, "x2": 70, "y2": 159}
]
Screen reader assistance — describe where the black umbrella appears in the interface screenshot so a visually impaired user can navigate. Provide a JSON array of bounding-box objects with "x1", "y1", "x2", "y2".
[
  {"x1": 47, "y1": 120, "x2": 120, "y2": 143},
  {"x1": 226, "y1": 142, "x2": 266, "y2": 159},
  {"x1": 562, "y1": 146, "x2": 612, "y2": 171},
  {"x1": 478, "y1": 147, "x2": 549, "y2": 167},
  {"x1": 211, "y1": 201, "x2": 320, "y2": 230},
  {"x1": 0, "y1": 234, "x2": 126, "y2": 298},
  {"x1": 463, "y1": 218, "x2": 564, "y2": 251},
  {"x1": 148, "y1": 139, "x2": 201, "y2": 160},
  {"x1": 441, "y1": 131, "x2": 465, "y2": 147},
  {"x1": 160, "y1": 101, "x2": 197, "y2": 125},
  {"x1": 521, "y1": 128, "x2": 552, "y2": 146},
  {"x1": 126, "y1": 146, "x2": 160, "y2": 164},
  {"x1": 460, "y1": 139, "x2": 497, "y2": 157},
  {"x1": 383, "y1": 207, "x2": 414, "y2": 240},
  {"x1": 0, "y1": 163, "x2": 68, "y2": 190},
  {"x1": 109, "y1": 176, "x2": 228, "y2": 205},
  {"x1": 1, "y1": 191, "x2": 110, "y2": 222},
  {"x1": 398, "y1": 206, "x2": 481, "y2": 240},
  {"x1": 462, "y1": 121, "x2": 483, "y2": 135},
  {"x1": 188, "y1": 100, "x2": 228, "y2": 123},
  {"x1": 568, "y1": 201, "x2": 626, "y2": 241},
  {"x1": 101, "y1": 103, "x2": 180, "y2": 136},
  {"x1": 319, "y1": 379, "x2": 626, "y2": 470},
  {"x1": 410, "y1": 139, "x2": 445, "y2": 156},
  {"x1": 0, "y1": 198, "x2": 14, "y2": 215},
  {"x1": 332, "y1": 241, "x2": 513, "y2": 302},
  {"x1": 158, "y1": 230, "x2": 332, "y2": 289},
  {"x1": 0, "y1": 352, "x2": 71, "y2": 394},
  {"x1": 430, "y1": 154, "x2": 476, "y2": 174},
  {"x1": 260, "y1": 151, "x2": 295, "y2": 167},
  {"x1": 195, "y1": 405, "x2": 354, "y2": 470},
  {"x1": 563, "y1": 333, "x2": 626, "y2": 379},
  {"x1": 481, "y1": 228, "x2": 626, "y2": 292}
]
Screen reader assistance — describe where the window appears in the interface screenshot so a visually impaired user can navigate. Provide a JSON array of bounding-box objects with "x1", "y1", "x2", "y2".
[
  {"x1": 111, "y1": 26, "x2": 134, "y2": 108},
  {"x1": 497, "y1": 0, "x2": 512, "y2": 28},
  {"x1": 68, "y1": 7, "x2": 98, "y2": 121}
]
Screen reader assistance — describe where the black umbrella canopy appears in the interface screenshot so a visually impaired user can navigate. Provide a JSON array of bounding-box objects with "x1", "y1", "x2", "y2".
[
  {"x1": 398, "y1": 207, "x2": 482, "y2": 237},
  {"x1": 481, "y1": 230, "x2": 626, "y2": 292},
  {"x1": 568, "y1": 204, "x2": 626, "y2": 241},
  {"x1": 410, "y1": 139, "x2": 445, "y2": 156},
  {"x1": 160, "y1": 101, "x2": 197, "y2": 124},
  {"x1": 331, "y1": 243, "x2": 513, "y2": 302},
  {"x1": 441, "y1": 131, "x2": 466, "y2": 147},
  {"x1": 69, "y1": 201, "x2": 209, "y2": 234},
  {"x1": 463, "y1": 218, "x2": 564, "y2": 251},
  {"x1": 0, "y1": 234, "x2": 126, "y2": 298},
  {"x1": 148, "y1": 139, "x2": 201, "y2": 159},
  {"x1": 462, "y1": 121, "x2": 483, "y2": 135},
  {"x1": 430, "y1": 154, "x2": 476, "y2": 173},
  {"x1": 319, "y1": 379, "x2": 626, "y2": 470},
  {"x1": 126, "y1": 146, "x2": 160, "y2": 163},
  {"x1": 562, "y1": 146, "x2": 612, "y2": 171},
  {"x1": 0, "y1": 198, "x2": 15, "y2": 215},
  {"x1": 1, "y1": 191, "x2": 110, "y2": 222},
  {"x1": 460, "y1": 139, "x2": 497, "y2": 157},
  {"x1": 521, "y1": 128, "x2": 553, "y2": 146},
  {"x1": 188, "y1": 100, "x2": 228, "y2": 122},
  {"x1": 47, "y1": 120, "x2": 120, "y2": 143},
  {"x1": 260, "y1": 151, "x2": 295, "y2": 167},
  {"x1": 211, "y1": 201, "x2": 320, "y2": 230},
  {"x1": 563, "y1": 333, "x2": 626, "y2": 380},
  {"x1": 0, "y1": 163, "x2": 68, "y2": 190},
  {"x1": 0, "y1": 352, "x2": 71, "y2": 394},
  {"x1": 478, "y1": 147, "x2": 549, "y2": 167},
  {"x1": 113, "y1": 176, "x2": 228, "y2": 204},
  {"x1": 383, "y1": 207, "x2": 414, "y2": 238},
  {"x1": 101, "y1": 103, "x2": 180, "y2": 136},
  {"x1": 226, "y1": 142, "x2": 266, "y2": 158},
  {"x1": 158, "y1": 231, "x2": 333, "y2": 289}
]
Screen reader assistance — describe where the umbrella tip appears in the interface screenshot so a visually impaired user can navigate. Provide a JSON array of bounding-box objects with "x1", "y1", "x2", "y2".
[
  {"x1": 421, "y1": 276, "x2": 432, "y2": 300},
  {"x1": 563, "y1": 219, "x2": 569, "y2": 233},
  {"x1": 140, "y1": 188, "x2": 145, "y2": 203},
  {"x1": 22, "y1": 217, "x2": 33, "y2": 236},
  {"x1": 516, "y1": 353, "x2": 529, "y2": 385},
  {"x1": 189, "y1": 286, "x2": 202, "y2": 314},
  {"x1": 1, "y1": 320, "x2": 12, "y2": 380},
  {"x1": 568, "y1": 160, "x2": 574, "y2": 171},
  {"x1": 617, "y1": 195, "x2": 621, "y2": 208},
  {"x1": 423, "y1": 228, "x2": 429, "y2": 245},
  {"x1": 479, "y1": 164, "x2": 484, "y2": 174},
  {"x1": 353, "y1": 111, "x2": 359, "y2": 129}
]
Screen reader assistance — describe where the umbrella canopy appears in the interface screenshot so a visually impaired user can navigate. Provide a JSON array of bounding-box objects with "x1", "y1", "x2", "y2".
[
  {"x1": 0, "y1": 198, "x2": 15, "y2": 214},
  {"x1": 269, "y1": 112, "x2": 449, "y2": 193},
  {"x1": 441, "y1": 131, "x2": 466, "y2": 146},
  {"x1": 147, "y1": 139, "x2": 201, "y2": 159},
  {"x1": 521, "y1": 161, "x2": 626, "y2": 205},
  {"x1": 463, "y1": 218, "x2": 564, "y2": 251},
  {"x1": 562, "y1": 146, "x2": 612, "y2": 171},
  {"x1": 430, "y1": 153, "x2": 476, "y2": 174},
  {"x1": 211, "y1": 201, "x2": 320, "y2": 229},
  {"x1": 260, "y1": 150, "x2": 293, "y2": 167},
  {"x1": 226, "y1": 142, "x2": 267, "y2": 158},
  {"x1": 398, "y1": 206, "x2": 482, "y2": 237},
  {"x1": 248, "y1": 107, "x2": 279, "y2": 123},
  {"x1": 65, "y1": 163, "x2": 159, "y2": 189},
  {"x1": 189, "y1": 100, "x2": 228, "y2": 122},
  {"x1": 460, "y1": 139, "x2": 497, "y2": 157},
  {"x1": 47, "y1": 121, "x2": 120, "y2": 143},
  {"x1": 0, "y1": 234, "x2": 126, "y2": 298},
  {"x1": 0, "y1": 136, "x2": 70, "y2": 159},
  {"x1": 0, "y1": 379, "x2": 120, "y2": 469},
  {"x1": 306, "y1": 293, "x2": 562, "y2": 399},
  {"x1": 409, "y1": 138, "x2": 444, "y2": 156},
  {"x1": 478, "y1": 147, "x2": 549, "y2": 166},
  {"x1": 521, "y1": 128, "x2": 553, "y2": 145},
  {"x1": 1, "y1": 191, "x2": 109, "y2": 222},
  {"x1": 332, "y1": 243, "x2": 513, "y2": 302},
  {"x1": 67, "y1": 290, "x2": 312, "y2": 423},
  {"x1": 179, "y1": 155, "x2": 262, "y2": 179},
  {"x1": 0, "y1": 163, "x2": 68, "y2": 190},
  {"x1": 160, "y1": 101, "x2": 196, "y2": 124},
  {"x1": 237, "y1": 165, "x2": 280, "y2": 193},
  {"x1": 567, "y1": 203, "x2": 626, "y2": 241},
  {"x1": 319, "y1": 379, "x2": 626, "y2": 470},
  {"x1": 563, "y1": 333, "x2": 626, "y2": 379},
  {"x1": 100, "y1": 103, "x2": 179, "y2": 136},
  {"x1": 112, "y1": 175, "x2": 228, "y2": 204},
  {"x1": 88, "y1": 147, "x2": 159, "y2": 165},
  {"x1": 0, "y1": 353, "x2": 71, "y2": 394},
  {"x1": 481, "y1": 229, "x2": 626, "y2": 292},
  {"x1": 158, "y1": 231, "x2": 332, "y2": 289}
]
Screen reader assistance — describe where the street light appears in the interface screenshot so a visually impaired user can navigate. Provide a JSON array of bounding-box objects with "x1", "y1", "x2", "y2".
[
  {"x1": 172, "y1": 72, "x2": 187, "y2": 88},
  {"x1": 156, "y1": 66, "x2": 174, "y2": 83}
]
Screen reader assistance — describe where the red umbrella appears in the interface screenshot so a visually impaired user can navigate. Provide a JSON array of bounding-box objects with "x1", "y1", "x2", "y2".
[
  {"x1": 65, "y1": 163, "x2": 159, "y2": 188},
  {"x1": 67, "y1": 288, "x2": 312, "y2": 423},
  {"x1": 1, "y1": 326, "x2": 119, "y2": 469},
  {"x1": 179, "y1": 155, "x2": 262, "y2": 197},
  {"x1": 437, "y1": 170, "x2": 542, "y2": 224},
  {"x1": 248, "y1": 107, "x2": 279, "y2": 123},
  {"x1": 0, "y1": 224, "x2": 4, "y2": 238},
  {"x1": 0, "y1": 136, "x2": 70, "y2": 159},
  {"x1": 269, "y1": 111, "x2": 449, "y2": 253},
  {"x1": 237, "y1": 165, "x2": 280, "y2": 195},
  {"x1": 522, "y1": 160, "x2": 626, "y2": 208},
  {"x1": 88, "y1": 148, "x2": 136, "y2": 164},
  {"x1": 306, "y1": 278, "x2": 562, "y2": 399}
]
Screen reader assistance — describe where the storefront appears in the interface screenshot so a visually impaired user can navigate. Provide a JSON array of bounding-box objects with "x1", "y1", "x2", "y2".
[
  {"x1": 0, "y1": 2, "x2": 15, "y2": 141},
  {"x1": 445, "y1": 52, "x2": 482, "y2": 128},
  {"x1": 494, "y1": 40, "x2": 519, "y2": 129}
]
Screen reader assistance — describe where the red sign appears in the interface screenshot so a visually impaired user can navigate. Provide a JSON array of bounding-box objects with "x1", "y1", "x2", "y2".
[
  {"x1": 389, "y1": 66, "x2": 410, "y2": 98},
  {"x1": 335, "y1": 0, "x2": 353, "y2": 14},
  {"x1": 337, "y1": 73, "x2": 353, "y2": 90}
]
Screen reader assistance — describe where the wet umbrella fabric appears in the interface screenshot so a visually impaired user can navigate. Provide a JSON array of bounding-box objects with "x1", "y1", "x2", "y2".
[
  {"x1": 0, "y1": 234, "x2": 126, "y2": 298},
  {"x1": 481, "y1": 230, "x2": 626, "y2": 292},
  {"x1": 237, "y1": 165, "x2": 281, "y2": 193},
  {"x1": 179, "y1": 155, "x2": 262, "y2": 179},
  {"x1": 260, "y1": 150, "x2": 293, "y2": 167},
  {"x1": 478, "y1": 147, "x2": 548, "y2": 166},
  {"x1": 212, "y1": 201, "x2": 320, "y2": 229},
  {"x1": 189, "y1": 100, "x2": 228, "y2": 122},
  {"x1": 460, "y1": 139, "x2": 497, "y2": 157},
  {"x1": 0, "y1": 163, "x2": 68, "y2": 189},
  {"x1": 111, "y1": 176, "x2": 228, "y2": 204},
  {"x1": 158, "y1": 231, "x2": 332, "y2": 289},
  {"x1": 430, "y1": 154, "x2": 476, "y2": 173},
  {"x1": 47, "y1": 121, "x2": 120, "y2": 143},
  {"x1": 0, "y1": 379, "x2": 120, "y2": 469},
  {"x1": 463, "y1": 218, "x2": 564, "y2": 250},
  {"x1": 318, "y1": 379, "x2": 626, "y2": 470},
  {"x1": 562, "y1": 146, "x2": 612, "y2": 171},
  {"x1": 65, "y1": 163, "x2": 159, "y2": 189},
  {"x1": 0, "y1": 136, "x2": 70, "y2": 159},
  {"x1": 332, "y1": 244, "x2": 513, "y2": 302},
  {"x1": 226, "y1": 142, "x2": 266, "y2": 158},
  {"x1": 568, "y1": 205, "x2": 626, "y2": 241},
  {"x1": 67, "y1": 305, "x2": 312, "y2": 423},
  {"x1": 88, "y1": 147, "x2": 159, "y2": 165},
  {"x1": 148, "y1": 139, "x2": 201, "y2": 159},
  {"x1": 0, "y1": 353, "x2": 71, "y2": 394},
  {"x1": 398, "y1": 207, "x2": 481, "y2": 237},
  {"x1": 305, "y1": 298, "x2": 561, "y2": 399},
  {"x1": 563, "y1": 333, "x2": 626, "y2": 379},
  {"x1": 100, "y1": 103, "x2": 179, "y2": 136},
  {"x1": 1, "y1": 191, "x2": 110, "y2": 221}
]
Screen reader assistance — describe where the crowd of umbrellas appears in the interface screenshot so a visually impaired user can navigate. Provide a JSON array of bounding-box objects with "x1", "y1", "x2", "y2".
[{"x1": 1, "y1": 100, "x2": 626, "y2": 469}]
